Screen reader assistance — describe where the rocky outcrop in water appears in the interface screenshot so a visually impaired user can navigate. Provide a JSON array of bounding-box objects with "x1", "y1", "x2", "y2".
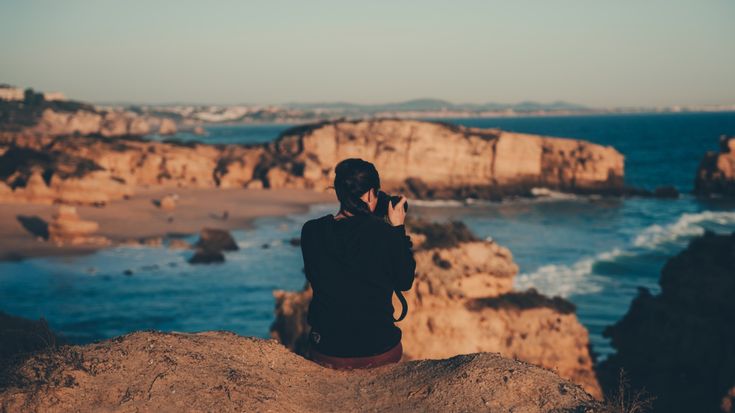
[
  {"x1": 597, "y1": 231, "x2": 735, "y2": 413},
  {"x1": 0, "y1": 330, "x2": 599, "y2": 412},
  {"x1": 262, "y1": 119, "x2": 625, "y2": 198},
  {"x1": 271, "y1": 220, "x2": 603, "y2": 398},
  {"x1": 188, "y1": 228, "x2": 239, "y2": 264},
  {"x1": 696, "y1": 135, "x2": 735, "y2": 197}
]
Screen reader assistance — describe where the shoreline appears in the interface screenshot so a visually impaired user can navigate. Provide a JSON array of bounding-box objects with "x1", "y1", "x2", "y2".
[{"x1": 0, "y1": 186, "x2": 335, "y2": 262}]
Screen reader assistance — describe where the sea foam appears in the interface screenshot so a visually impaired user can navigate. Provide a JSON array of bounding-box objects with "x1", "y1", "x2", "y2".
[
  {"x1": 515, "y1": 210, "x2": 735, "y2": 298},
  {"x1": 633, "y1": 211, "x2": 735, "y2": 249}
]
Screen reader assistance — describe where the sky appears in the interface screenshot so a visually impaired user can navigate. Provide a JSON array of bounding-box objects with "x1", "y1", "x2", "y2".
[{"x1": 1, "y1": 0, "x2": 734, "y2": 107}]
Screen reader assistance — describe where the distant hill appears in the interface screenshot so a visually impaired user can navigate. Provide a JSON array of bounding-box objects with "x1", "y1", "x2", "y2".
[{"x1": 282, "y1": 99, "x2": 590, "y2": 113}]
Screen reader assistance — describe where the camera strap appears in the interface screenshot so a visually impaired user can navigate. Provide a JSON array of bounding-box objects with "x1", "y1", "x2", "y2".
[{"x1": 393, "y1": 290, "x2": 408, "y2": 322}]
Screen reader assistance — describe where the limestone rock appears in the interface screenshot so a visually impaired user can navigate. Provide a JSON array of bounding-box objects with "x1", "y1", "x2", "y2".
[
  {"x1": 598, "y1": 231, "x2": 735, "y2": 412},
  {"x1": 2, "y1": 118, "x2": 627, "y2": 205},
  {"x1": 271, "y1": 221, "x2": 602, "y2": 398},
  {"x1": 263, "y1": 119, "x2": 625, "y2": 198},
  {"x1": 695, "y1": 135, "x2": 735, "y2": 197},
  {"x1": 47, "y1": 205, "x2": 109, "y2": 246},
  {"x1": 0, "y1": 331, "x2": 598, "y2": 412}
]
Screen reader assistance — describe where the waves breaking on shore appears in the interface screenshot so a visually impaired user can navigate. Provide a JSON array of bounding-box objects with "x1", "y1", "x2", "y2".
[{"x1": 516, "y1": 210, "x2": 735, "y2": 298}]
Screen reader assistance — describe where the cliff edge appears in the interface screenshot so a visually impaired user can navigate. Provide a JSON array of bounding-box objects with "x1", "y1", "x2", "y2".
[
  {"x1": 1, "y1": 118, "x2": 625, "y2": 205},
  {"x1": 0, "y1": 330, "x2": 598, "y2": 413},
  {"x1": 263, "y1": 119, "x2": 625, "y2": 198}
]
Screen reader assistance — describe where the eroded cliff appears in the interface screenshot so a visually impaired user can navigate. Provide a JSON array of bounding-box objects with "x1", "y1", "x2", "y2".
[
  {"x1": 271, "y1": 220, "x2": 603, "y2": 398},
  {"x1": 263, "y1": 119, "x2": 625, "y2": 198},
  {"x1": 1, "y1": 119, "x2": 625, "y2": 205}
]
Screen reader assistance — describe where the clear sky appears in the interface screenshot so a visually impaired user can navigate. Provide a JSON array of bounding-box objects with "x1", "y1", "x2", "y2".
[{"x1": 1, "y1": 0, "x2": 733, "y2": 107}]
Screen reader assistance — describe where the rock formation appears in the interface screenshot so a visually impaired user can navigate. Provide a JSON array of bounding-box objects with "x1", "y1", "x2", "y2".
[
  {"x1": 262, "y1": 119, "x2": 625, "y2": 198},
  {"x1": 48, "y1": 205, "x2": 109, "y2": 246},
  {"x1": 188, "y1": 228, "x2": 239, "y2": 264},
  {"x1": 0, "y1": 92, "x2": 171, "y2": 138},
  {"x1": 0, "y1": 331, "x2": 599, "y2": 412},
  {"x1": 695, "y1": 135, "x2": 735, "y2": 197},
  {"x1": 597, "y1": 231, "x2": 735, "y2": 413},
  {"x1": 1, "y1": 116, "x2": 627, "y2": 205},
  {"x1": 271, "y1": 220, "x2": 603, "y2": 398}
]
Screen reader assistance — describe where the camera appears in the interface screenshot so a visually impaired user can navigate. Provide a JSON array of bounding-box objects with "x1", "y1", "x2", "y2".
[{"x1": 374, "y1": 190, "x2": 408, "y2": 217}]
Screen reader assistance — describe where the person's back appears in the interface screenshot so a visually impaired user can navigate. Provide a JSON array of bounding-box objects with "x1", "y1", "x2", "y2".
[{"x1": 300, "y1": 158, "x2": 416, "y2": 369}]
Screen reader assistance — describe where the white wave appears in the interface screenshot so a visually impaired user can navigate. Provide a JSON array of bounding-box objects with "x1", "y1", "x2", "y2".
[
  {"x1": 530, "y1": 187, "x2": 580, "y2": 200},
  {"x1": 515, "y1": 248, "x2": 625, "y2": 298},
  {"x1": 633, "y1": 211, "x2": 735, "y2": 249},
  {"x1": 410, "y1": 199, "x2": 466, "y2": 207},
  {"x1": 516, "y1": 210, "x2": 735, "y2": 297}
]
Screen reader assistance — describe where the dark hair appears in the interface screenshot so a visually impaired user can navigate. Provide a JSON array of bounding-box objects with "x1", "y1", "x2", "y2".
[{"x1": 334, "y1": 158, "x2": 380, "y2": 216}]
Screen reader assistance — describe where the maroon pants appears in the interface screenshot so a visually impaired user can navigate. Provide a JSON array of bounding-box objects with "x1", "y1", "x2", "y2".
[{"x1": 309, "y1": 342, "x2": 403, "y2": 370}]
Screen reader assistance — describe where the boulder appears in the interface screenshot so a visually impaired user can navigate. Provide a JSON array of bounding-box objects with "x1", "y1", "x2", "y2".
[
  {"x1": 598, "y1": 231, "x2": 735, "y2": 412},
  {"x1": 194, "y1": 228, "x2": 239, "y2": 252},
  {"x1": 271, "y1": 220, "x2": 602, "y2": 398},
  {"x1": 0, "y1": 331, "x2": 598, "y2": 412},
  {"x1": 695, "y1": 135, "x2": 735, "y2": 197}
]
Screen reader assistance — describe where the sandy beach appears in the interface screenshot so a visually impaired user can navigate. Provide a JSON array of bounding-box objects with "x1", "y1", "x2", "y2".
[{"x1": 0, "y1": 186, "x2": 335, "y2": 261}]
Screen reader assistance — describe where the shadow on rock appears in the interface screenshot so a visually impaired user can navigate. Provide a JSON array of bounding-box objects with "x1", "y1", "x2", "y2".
[{"x1": 16, "y1": 215, "x2": 49, "y2": 240}]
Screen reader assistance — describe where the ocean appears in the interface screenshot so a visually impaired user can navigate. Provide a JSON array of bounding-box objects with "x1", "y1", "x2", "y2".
[{"x1": 2, "y1": 112, "x2": 735, "y2": 359}]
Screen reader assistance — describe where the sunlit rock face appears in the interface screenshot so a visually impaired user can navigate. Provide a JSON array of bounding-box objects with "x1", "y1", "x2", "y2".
[
  {"x1": 0, "y1": 330, "x2": 599, "y2": 413},
  {"x1": 260, "y1": 119, "x2": 625, "y2": 198},
  {"x1": 598, "y1": 231, "x2": 735, "y2": 413},
  {"x1": 696, "y1": 135, "x2": 735, "y2": 197},
  {"x1": 271, "y1": 220, "x2": 603, "y2": 398},
  {"x1": 1, "y1": 118, "x2": 624, "y2": 206}
]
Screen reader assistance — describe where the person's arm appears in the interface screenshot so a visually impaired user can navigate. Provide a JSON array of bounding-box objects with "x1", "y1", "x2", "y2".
[
  {"x1": 386, "y1": 224, "x2": 416, "y2": 291},
  {"x1": 300, "y1": 221, "x2": 315, "y2": 284}
]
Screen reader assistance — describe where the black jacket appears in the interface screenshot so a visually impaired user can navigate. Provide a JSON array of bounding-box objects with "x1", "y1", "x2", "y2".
[{"x1": 300, "y1": 213, "x2": 416, "y2": 357}]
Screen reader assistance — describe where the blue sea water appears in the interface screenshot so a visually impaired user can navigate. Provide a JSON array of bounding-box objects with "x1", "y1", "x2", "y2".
[{"x1": 2, "y1": 112, "x2": 735, "y2": 359}]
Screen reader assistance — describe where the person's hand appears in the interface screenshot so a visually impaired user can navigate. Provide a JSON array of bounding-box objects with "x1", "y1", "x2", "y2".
[{"x1": 387, "y1": 196, "x2": 407, "y2": 227}]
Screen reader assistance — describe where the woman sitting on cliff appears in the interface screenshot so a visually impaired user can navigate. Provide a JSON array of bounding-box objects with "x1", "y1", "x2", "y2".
[{"x1": 300, "y1": 158, "x2": 416, "y2": 369}]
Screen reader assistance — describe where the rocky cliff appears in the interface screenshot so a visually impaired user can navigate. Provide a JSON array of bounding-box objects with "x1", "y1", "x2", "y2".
[
  {"x1": 695, "y1": 135, "x2": 735, "y2": 197},
  {"x1": 0, "y1": 330, "x2": 599, "y2": 413},
  {"x1": 0, "y1": 93, "x2": 172, "y2": 137},
  {"x1": 597, "y1": 231, "x2": 735, "y2": 413},
  {"x1": 1, "y1": 118, "x2": 626, "y2": 205},
  {"x1": 271, "y1": 220, "x2": 603, "y2": 398},
  {"x1": 263, "y1": 119, "x2": 625, "y2": 198},
  {"x1": 0, "y1": 134, "x2": 263, "y2": 205}
]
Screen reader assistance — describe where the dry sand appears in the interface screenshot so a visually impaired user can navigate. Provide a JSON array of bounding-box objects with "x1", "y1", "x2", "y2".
[{"x1": 0, "y1": 186, "x2": 335, "y2": 261}]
